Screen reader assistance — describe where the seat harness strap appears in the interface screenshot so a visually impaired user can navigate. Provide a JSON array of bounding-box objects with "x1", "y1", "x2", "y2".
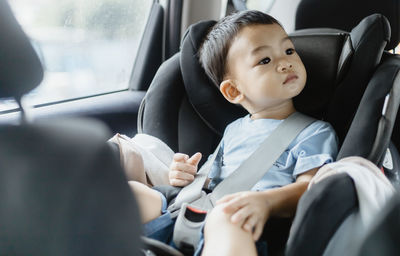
[
  {"x1": 168, "y1": 112, "x2": 316, "y2": 215},
  {"x1": 170, "y1": 112, "x2": 316, "y2": 251}
]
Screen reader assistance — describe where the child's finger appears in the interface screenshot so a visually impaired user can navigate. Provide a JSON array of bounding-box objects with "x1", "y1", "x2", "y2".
[
  {"x1": 221, "y1": 195, "x2": 247, "y2": 214},
  {"x1": 187, "y1": 152, "x2": 202, "y2": 166},
  {"x1": 216, "y1": 193, "x2": 238, "y2": 205},
  {"x1": 173, "y1": 153, "x2": 189, "y2": 162},
  {"x1": 253, "y1": 222, "x2": 264, "y2": 241},
  {"x1": 170, "y1": 162, "x2": 197, "y2": 175},
  {"x1": 169, "y1": 169, "x2": 195, "y2": 182},
  {"x1": 230, "y1": 206, "x2": 251, "y2": 224},
  {"x1": 242, "y1": 215, "x2": 257, "y2": 233},
  {"x1": 170, "y1": 178, "x2": 191, "y2": 187}
]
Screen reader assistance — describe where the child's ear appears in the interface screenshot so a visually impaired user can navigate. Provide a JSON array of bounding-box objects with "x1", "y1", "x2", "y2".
[{"x1": 219, "y1": 80, "x2": 244, "y2": 104}]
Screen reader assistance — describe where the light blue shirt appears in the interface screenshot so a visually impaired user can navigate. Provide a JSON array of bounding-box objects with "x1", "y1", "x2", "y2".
[{"x1": 208, "y1": 113, "x2": 338, "y2": 191}]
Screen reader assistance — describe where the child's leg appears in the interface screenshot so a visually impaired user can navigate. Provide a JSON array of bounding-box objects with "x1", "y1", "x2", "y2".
[
  {"x1": 201, "y1": 204, "x2": 257, "y2": 256},
  {"x1": 128, "y1": 181, "x2": 162, "y2": 223},
  {"x1": 121, "y1": 145, "x2": 148, "y2": 185}
]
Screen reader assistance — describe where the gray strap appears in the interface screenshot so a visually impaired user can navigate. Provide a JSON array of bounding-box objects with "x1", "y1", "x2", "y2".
[
  {"x1": 167, "y1": 142, "x2": 221, "y2": 213},
  {"x1": 168, "y1": 112, "x2": 315, "y2": 213},
  {"x1": 209, "y1": 112, "x2": 315, "y2": 205}
]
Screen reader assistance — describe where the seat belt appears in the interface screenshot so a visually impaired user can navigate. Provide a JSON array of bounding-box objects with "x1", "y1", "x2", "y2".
[
  {"x1": 170, "y1": 112, "x2": 316, "y2": 251},
  {"x1": 168, "y1": 142, "x2": 221, "y2": 215},
  {"x1": 169, "y1": 112, "x2": 315, "y2": 214},
  {"x1": 209, "y1": 112, "x2": 316, "y2": 205}
]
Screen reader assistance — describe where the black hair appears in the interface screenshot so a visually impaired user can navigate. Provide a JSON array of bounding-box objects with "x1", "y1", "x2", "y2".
[{"x1": 199, "y1": 10, "x2": 281, "y2": 87}]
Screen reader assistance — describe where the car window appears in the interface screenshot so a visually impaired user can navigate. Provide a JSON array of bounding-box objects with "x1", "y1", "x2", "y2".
[
  {"x1": 1, "y1": 0, "x2": 153, "y2": 112},
  {"x1": 394, "y1": 44, "x2": 400, "y2": 54},
  {"x1": 232, "y1": 0, "x2": 300, "y2": 33}
]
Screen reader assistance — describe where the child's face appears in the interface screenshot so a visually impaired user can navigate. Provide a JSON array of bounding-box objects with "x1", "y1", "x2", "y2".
[{"x1": 222, "y1": 23, "x2": 306, "y2": 115}]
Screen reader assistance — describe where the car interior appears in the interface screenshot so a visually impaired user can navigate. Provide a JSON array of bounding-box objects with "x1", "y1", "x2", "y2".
[{"x1": 1, "y1": 0, "x2": 400, "y2": 255}]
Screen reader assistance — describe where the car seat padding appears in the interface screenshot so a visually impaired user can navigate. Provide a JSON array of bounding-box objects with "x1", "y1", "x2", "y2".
[
  {"x1": 286, "y1": 173, "x2": 358, "y2": 256},
  {"x1": 339, "y1": 54, "x2": 400, "y2": 162},
  {"x1": 180, "y1": 20, "x2": 247, "y2": 136},
  {"x1": 296, "y1": 0, "x2": 399, "y2": 50},
  {"x1": 326, "y1": 14, "x2": 390, "y2": 143}
]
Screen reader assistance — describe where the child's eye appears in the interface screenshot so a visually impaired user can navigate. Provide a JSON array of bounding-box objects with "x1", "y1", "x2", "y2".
[
  {"x1": 286, "y1": 48, "x2": 295, "y2": 55},
  {"x1": 258, "y1": 57, "x2": 271, "y2": 65}
]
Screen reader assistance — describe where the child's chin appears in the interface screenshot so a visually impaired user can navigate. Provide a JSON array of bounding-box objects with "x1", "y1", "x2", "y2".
[
  {"x1": 288, "y1": 84, "x2": 305, "y2": 97},
  {"x1": 285, "y1": 81, "x2": 302, "y2": 91}
]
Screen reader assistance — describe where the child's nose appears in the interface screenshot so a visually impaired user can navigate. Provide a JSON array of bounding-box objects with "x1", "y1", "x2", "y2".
[{"x1": 277, "y1": 61, "x2": 293, "y2": 72}]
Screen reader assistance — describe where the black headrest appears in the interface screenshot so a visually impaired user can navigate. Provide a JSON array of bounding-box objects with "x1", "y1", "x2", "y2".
[
  {"x1": 338, "y1": 54, "x2": 400, "y2": 163},
  {"x1": 295, "y1": 0, "x2": 399, "y2": 50},
  {"x1": 290, "y1": 28, "x2": 348, "y2": 118},
  {"x1": 293, "y1": 14, "x2": 390, "y2": 125},
  {"x1": 0, "y1": 0, "x2": 43, "y2": 99},
  {"x1": 180, "y1": 20, "x2": 247, "y2": 136},
  {"x1": 326, "y1": 14, "x2": 389, "y2": 142}
]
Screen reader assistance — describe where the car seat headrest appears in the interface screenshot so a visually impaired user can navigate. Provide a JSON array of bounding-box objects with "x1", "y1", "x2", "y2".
[
  {"x1": 295, "y1": 0, "x2": 399, "y2": 50},
  {"x1": 0, "y1": 0, "x2": 43, "y2": 100},
  {"x1": 290, "y1": 28, "x2": 348, "y2": 118},
  {"x1": 180, "y1": 20, "x2": 247, "y2": 135},
  {"x1": 292, "y1": 14, "x2": 389, "y2": 135},
  {"x1": 326, "y1": 14, "x2": 390, "y2": 142}
]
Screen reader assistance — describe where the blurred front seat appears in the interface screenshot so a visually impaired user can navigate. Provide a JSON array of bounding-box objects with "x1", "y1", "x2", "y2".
[{"x1": 0, "y1": 0, "x2": 142, "y2": 255}]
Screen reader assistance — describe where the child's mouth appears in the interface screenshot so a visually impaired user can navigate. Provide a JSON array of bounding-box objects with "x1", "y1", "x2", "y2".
[{"x1": 283, "y1": 74, "x2": 298, "y2": 84}]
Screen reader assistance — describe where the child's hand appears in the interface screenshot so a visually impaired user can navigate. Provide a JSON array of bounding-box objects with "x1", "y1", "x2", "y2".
[
  {"x1": 217, "y1": 191, "x2": 271, "y2": 241},
  {"x1": 168, "y1": 152, "x2": 202, "y2": 187}
]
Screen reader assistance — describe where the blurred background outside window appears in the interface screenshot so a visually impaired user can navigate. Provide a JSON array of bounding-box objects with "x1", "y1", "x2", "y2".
[{"x1": 1, "y1": 0, "x2": 152, "y2": 112}]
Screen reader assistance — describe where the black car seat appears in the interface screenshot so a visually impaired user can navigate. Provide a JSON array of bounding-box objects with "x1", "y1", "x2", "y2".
[
  {"x1": 285, "y1": 0, "x2": 400, "y2": 255},
  {"x1": 286, "y1": 55, "x2": 400, "y2": 256},
  {"x1": 296, "y1": 0, "x2": 399, "y2": 52},
  {"x1": 140, "y1": 14, "x2": 390, "y2": 149},
  {"x1": 140, "y1": 13, "x2": 391, "y2": 158},
  {"x1": 296, "y1": 0, "x2": 400, "y2": 178},
  {"x1": 138, "y1": 10, "x2": 393, "y2": 255},
  {"x1": 0, "y1": 0, "x2": 142, "y2": 255}
]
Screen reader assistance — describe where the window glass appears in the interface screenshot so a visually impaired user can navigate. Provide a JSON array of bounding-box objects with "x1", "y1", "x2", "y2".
[
  {"x1": 231, "y1": 0, "x2": 301, "y2": 33},
  {"x1": 245, "y1": 0, "x2": 275, "y2": 13},
  {"x1": 394, "y1": 44, "x2": 400, "y2": 54},
  {"x1": 1, "y1": 0, "x2": 152, "y2": 111}
]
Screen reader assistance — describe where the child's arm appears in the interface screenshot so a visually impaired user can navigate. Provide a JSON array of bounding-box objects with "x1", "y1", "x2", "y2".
[
  {"x1": 217, "y1": 167, "x2": 318, "y2": 241},
  {"x1": 169, "y1": 152, "x2": 202, "y2": 187}
]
